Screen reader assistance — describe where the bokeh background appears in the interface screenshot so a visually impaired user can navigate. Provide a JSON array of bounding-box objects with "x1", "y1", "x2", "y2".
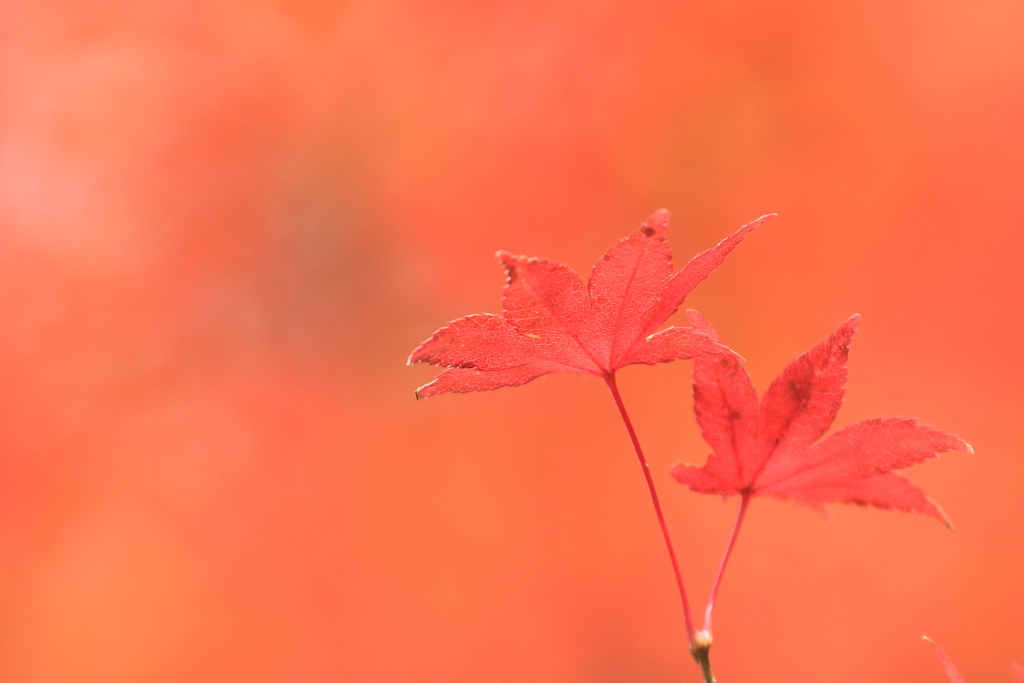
[{"x1": 1, "y1": 1, "x2": 1022, "y2": 682}]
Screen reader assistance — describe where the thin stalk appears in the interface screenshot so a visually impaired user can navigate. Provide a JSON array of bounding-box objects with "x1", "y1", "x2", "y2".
[
  {"x1": 603, "y1": 372, "x2": 698, "y2": 646},
  {"x1": 702, "y1": 493, "x2": 751, "y2": 637},
  {"x1": 691, "y1": 642, "x2": 715, "y2": 683}
]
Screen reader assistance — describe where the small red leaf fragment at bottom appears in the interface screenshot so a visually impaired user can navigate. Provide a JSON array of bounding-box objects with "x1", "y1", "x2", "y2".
[{"x1": 924, "y1": 637, "x2": 966, "y2": 683}]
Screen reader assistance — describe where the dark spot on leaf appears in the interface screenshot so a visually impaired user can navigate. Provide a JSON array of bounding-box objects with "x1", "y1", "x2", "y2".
[
  {"x1": 729, "y1": 410, "x2": 742, "y2": 421},
  {"x1": 787, "y1": 378, "x2": 811, "y2": 404},
  {"x1": 642, "y1": 227, "x2": 656, "y2": 236}
]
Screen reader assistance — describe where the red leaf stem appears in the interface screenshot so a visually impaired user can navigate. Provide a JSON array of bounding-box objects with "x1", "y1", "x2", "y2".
[
  {"x1": 604, "y1": 371, "x2": 698, "y2": 647},
  {"x1": 702, "y1": 493, "x2": 751, "y2": 637}
]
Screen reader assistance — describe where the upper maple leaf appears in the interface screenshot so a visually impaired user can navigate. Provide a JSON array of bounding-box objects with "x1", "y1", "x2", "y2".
[
  {"x1": 409, "y1": 210, "x2": 773, "y2": 399},
  {"x1": 671, "y1": 312, "x2": 971, "y2": 524}
]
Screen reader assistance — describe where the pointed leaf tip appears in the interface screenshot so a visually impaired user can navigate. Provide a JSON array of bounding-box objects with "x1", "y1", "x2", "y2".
[
  {"x1": 746, "y1": 213, "x2": 777, "y2": 229},
  {"x1": 637, "y1": 208, "x2": 671, "y2": 238},
  {"x1": 838, "y1": 313, "x2": 861, "y2": 338},
  {"x1": 828, "y1": 314, "x2": 861, "y2": 350}
]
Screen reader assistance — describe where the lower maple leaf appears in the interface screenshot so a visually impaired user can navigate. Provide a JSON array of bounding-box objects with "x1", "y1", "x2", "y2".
[{"x1": 671, "y1": 312, "x2": 971, "y2": 524}]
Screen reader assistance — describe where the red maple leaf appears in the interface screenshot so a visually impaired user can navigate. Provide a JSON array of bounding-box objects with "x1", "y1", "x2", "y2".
[
  {"x1": 671, "y1": 312, "x2": 971, "y2": 524},
  {"x1": 409, "y1": 210, "x2": 772, "y2": 398}
]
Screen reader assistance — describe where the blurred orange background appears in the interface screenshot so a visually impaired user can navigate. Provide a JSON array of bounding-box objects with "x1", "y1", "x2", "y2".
[{"x1": 1, "y1": 1, "x2": 1022, "y2": 682}]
